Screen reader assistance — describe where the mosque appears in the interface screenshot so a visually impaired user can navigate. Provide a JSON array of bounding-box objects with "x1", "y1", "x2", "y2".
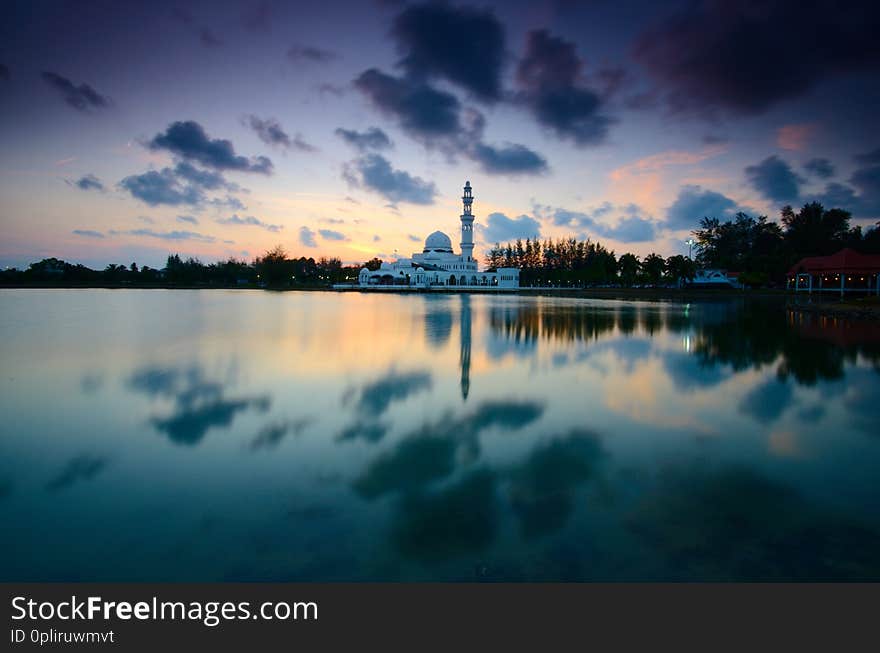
[{"x1": 358, "y1": 181, "x2": 520, "y2": 289}]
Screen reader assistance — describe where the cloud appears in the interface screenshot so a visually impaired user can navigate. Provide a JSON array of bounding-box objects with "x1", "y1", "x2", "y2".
[
  {"x1": 390, "y1": 2, "x2": 505, "y2": 101},
  {"x1": 299, "y1": 226, "x2": 317, "y2": 248},
  {"x1": 745, "y1": 155, "x2": 804, "y2": 203},
  {"x1": 217, "y1": 214, "x2": 282, "y2": 232},
  {"x1": 480, "y1": 212, "x2": 541, "y2": 244},
  {"x1": 515, "y1": 30, "x2": 614, "y2": 146},
  {"x1": 855, "y1": 147, "x2": 880, "y2": 166},
  {"x1": 110, "y1": 228, "x2": 215, "y2": 242},
  {"x1": 811, "y1": 151, "x2": 880, "y2": 216},
  {"x1": 407, "y1": 234, "x2": 420, "y2": 242},
  {"x1": 171, "y1": 8, "x2": 223, "y2": 48},
  {"x1": 177, "y1": 215, "x2": 198, "y2": 225},
  {"x1": 776, "y1": 123, "x2": 817, "y2": 151},
  {"x1": 119, "y1": 169, "x2": 203, "y2": 206},
  {"x1": 353, "y1": 68, "x2": 543, "y2": 173},
  {"x1": 319, "y1": 229, "x2": 348, "y2": 241},
  {"x1": 551, "y1": 204, "x2": 658, "y2": 242},
  {"x1": 287, "y1": 44, "x2": 337, "y2": 63},
  {"x1": 72, "y1": 229, "x2": 104, "y2": 238},
  {"x1": 243, "y1": 115, "x2": 316, "y2": 153},
  {"x1": 46, "y1": 454, "x2": 108, "y2": 491},
  {"x1": 344, "y1": 153, "x2": 436, "y2": 205},
  {"x1": 666, "y1": 185, "x2": 744, "y2": 230},
  {"x1": 354, "y1": 68, "x2": 463, "y2": 144},
  {"x1": 173, "y1": 161, "x2": 236, "y2": 191},
  {"x1": 335, "y1": 127, "x2": 393, "y2": 151},
  {"x1": 74, "y1": 174, "x2": 104, "y2": 191},
  {"x1": 634, "y1": 0, "x2": 880, "y2": 114},
  {"x1": 41, "y1": 71, "x2": 110, "y2": 111},
  {"x1": 804, "y1": 158, "x2": 835, "y2": 179},
  {"x1": 148, "y1": 121, "x2": 273, "y2": 174},
  {"x1": 470, "y1": 142, "x2": 548, "y2": 175}
]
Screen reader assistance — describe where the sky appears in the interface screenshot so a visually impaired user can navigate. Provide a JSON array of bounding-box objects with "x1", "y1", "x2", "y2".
[{"x1": 1, "y1": 0, "x2": 879, "y2": 269}]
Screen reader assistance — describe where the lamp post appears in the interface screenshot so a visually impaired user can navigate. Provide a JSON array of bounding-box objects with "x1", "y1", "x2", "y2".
[{"x1": 685, "y1": 238, "x2": 695, "y2": 259}]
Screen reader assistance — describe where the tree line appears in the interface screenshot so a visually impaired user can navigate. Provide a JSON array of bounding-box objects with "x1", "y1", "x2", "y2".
[
  {"x1": 487, "y1": 202, "x2": 879, "y2": 288},
  {"x1": 484, "y1": 238, "x2": 697, "y2": 287},
  {"x1": 0, "y1": 246, "x2": 361, "y2": 288}
]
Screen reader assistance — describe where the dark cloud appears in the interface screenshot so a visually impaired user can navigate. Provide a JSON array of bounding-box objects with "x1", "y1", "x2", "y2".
[
  {"x1": 176, "y1": 215, "x2": 198, "y2": 225},
  {"x1": 855, "y1": 147, "x2": 880, "y2": 166},
  {"x1": 249, "y1": 418, "x2": 312, "y2": 451},
  {"x1": 299, "y1": 226, "x2": 318, "y2": 248},
  {"x1": 41, "y1": 72, "x2": 110, "y2": 112},
  {"x1": 634, "y1": 0, "x2": 880, "y2": 115},
  {"x1": 110, "y1": 228, "x2": 216, "y2": 243},
  {"x1": 391, "y1": 2, "x2": 505, "y2": 101},
  {"x1": 208, "y1": 195, "x2": 246, "y2": 211},
  {"x1": 119, "y1": 169, "x2": 203, "y2": 206},
  {"x1": 149, "y1": 121, "x2": 273, "y2": 174},
  {"x1": 173, "y1": 161, "x2": 236, "y2": 191},
  {"x1": 171, "y1": 8, "x2": 223, "y2": 48},
  {"x1": 287, "y1": 44, "x2": 338, "y2": 63},
  {"x1": 72, "y1": 229, "x2": 104, "y2": 239},
  {"x1": 335, "y1": 127, "x2": 393, "y2": 152},
  {"x1": 407, "y1": 234, "x2": 421, "y2": 242},
  {"x1": 344, "y1": 153, "x2": 437, "y2": 205},
  {"x1": 152, "y1": 396, "x2": 269, "y2": 445},
  {"x1": 244, "y1": 115, "x2": 316, "y2": 153},
  {"x1": 508, "y1": 431, "x2": 605, "y2": 539},
  {"x1": 480, "y1": 212, "x2": 541, "y2": 244},
  {"x1": 354, "y1": 369, "x2": 433, "y2": 418},
  {"x1": 127, "y1": 363, "x2": 270, "y2": 446},
  {"x1": 354, "y1": 69, "x2": 462, "y2": 143},
  {"x1": 217, "y1": 214, "x2": 282, "y2": 232},
  {"x1": 745, "y1": 155, "x2": 804, "y2": 203},
  {"x1": 470, "y1": 142, "x2": 548, "y2": 175},
  {"x1": 739, "y1": 378, "x2": 793, "y2": 424},
  {"x1": 804, "y1": 158, "x2": 835, "y2": 179},
  {"x1": 391, "y1": 470, "x2": 497, "y2": 562},
  {"x1": 515, "y1": 30, "x2": 614, "y2": 146},
  {"x1": 354, "y1": 435, "x2": 457, "y2": 499},
  {"x1": 245, "y1": 115, "x2": 291, "y2": 149},
  {"x1": 552, "y1": 205, "x2": 658, "y2": 242},
  {"x1": 319, "y1": 229, "x2": 348, "y2": 241},
  {"x1": 666, "y1": 185, "x2": 744, "y2": 230},
  {"x1": 46, "y1": 454, "x2": 108, "y2": 491},
  {"x1": 74, "y1": 174, "x2": 104, "y2": 191}
]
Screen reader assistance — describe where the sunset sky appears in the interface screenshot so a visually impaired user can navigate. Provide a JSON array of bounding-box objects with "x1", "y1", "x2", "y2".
[{"x1": 1, "y1": 0, "x2": 879, "y2": 269}]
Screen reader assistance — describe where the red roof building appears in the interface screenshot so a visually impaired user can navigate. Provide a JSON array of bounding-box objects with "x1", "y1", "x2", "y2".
[{"x1": 787, "y1": 248, "x2": 880, "y2": 294}]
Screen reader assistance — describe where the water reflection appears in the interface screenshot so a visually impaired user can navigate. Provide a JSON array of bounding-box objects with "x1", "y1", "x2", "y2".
[
  {"x1": 1, "y1": 290, "x2": 880, "y2": 581},
  {"x1": 127, "y1": 364, "x2": 271, "y2": 445}
]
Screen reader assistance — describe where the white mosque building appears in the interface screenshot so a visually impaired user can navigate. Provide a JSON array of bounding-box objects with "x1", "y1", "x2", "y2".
[{"x1": 358, "y1": 181, "x2": 520, "y2": 289}]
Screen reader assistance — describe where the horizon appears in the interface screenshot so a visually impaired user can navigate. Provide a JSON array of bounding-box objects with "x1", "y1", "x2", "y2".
[{"x1": 1, "y1": 0, "x2": 879, "y2": 270}]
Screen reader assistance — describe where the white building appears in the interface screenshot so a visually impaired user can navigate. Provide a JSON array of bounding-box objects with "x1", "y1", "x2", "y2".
[{"x1": 358, "y1": 181, "x2": 520, "y2": 289}]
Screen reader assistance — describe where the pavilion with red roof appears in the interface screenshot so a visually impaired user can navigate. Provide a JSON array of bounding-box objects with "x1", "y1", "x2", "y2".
[{"x1": 787, "y1": 248, "x2": 880, "y2": 295}]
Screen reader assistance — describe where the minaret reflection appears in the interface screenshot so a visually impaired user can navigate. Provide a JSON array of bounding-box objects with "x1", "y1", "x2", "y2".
[{"x1": 460, "y1": 294, "x2": 471, "y2": 401}]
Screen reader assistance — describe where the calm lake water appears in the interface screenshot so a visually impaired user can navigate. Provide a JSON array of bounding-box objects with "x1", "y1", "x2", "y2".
[{"x1": 1, "y1": 289, "x2": 879, "y2": 581}]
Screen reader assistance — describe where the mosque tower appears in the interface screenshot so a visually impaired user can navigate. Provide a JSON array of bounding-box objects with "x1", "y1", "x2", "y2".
[{"x1": 460, "y1": 181, "x2": 475, "y2": 263}]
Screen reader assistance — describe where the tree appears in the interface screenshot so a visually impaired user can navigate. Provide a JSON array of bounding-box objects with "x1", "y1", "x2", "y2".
[
  {"x1": 641, "y1": 253, "x2": 665, "y2": 285},
  {"x1": 664, "y1": 255, "x2": 696, "y2": 286},
  {"x1": 363, "y1": 257, "x2": 382, "y2": 271},
  {"x1": 254, "y1": 245, "x2": 292, "y2": 286},
  {"x1": 781, "y1": 202, "x2": 852, "y2": 259},
  {"x1": 617, "y1": 253, "x2": 640, "y2": 287}
]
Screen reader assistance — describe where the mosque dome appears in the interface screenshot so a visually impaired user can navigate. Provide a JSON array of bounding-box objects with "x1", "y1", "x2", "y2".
[{"x1": 424, "y1": 230, "x2": 453, "y2": 253}]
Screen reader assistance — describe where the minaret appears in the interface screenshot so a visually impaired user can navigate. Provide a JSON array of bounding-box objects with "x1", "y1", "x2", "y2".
[{"x1": 460, "y1": 181, "x2": 475, "y2": 264}]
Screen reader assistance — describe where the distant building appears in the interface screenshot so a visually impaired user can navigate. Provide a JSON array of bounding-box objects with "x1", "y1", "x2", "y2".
[
  {"x1": 358, "y1": 181, "x2": 519, "y2": 289},
  {"x1": 787, "y1": 248, "x2": 880, "y2": 295},
  {"x1": 687, "y1": 269, "x2": 741, "y2": 288}
]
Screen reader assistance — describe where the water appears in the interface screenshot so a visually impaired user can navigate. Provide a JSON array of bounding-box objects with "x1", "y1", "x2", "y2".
[{"x1": 1, "y1": 289, "x2": 879, "y2": 581}]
